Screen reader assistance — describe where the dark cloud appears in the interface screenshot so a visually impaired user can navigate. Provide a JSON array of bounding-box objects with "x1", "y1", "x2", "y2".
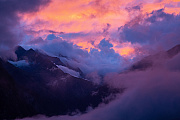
[
  {"x1": 119, "y1": 9, "x2": 180, "y2": 52},
  {"x1": 125, "y1": 5, "x2": 142, "y2": 12},
  {"x1": 25, "y1": 29, "x2": 64, "y2": 35},
  {"x1": 48, "y1": 30, "x2": 64, "y2": 34},
  {"x1": 0, "y1": 0, "x2": 51, "y2": 59},
  {"x1": 102, "y1": 23, "x2": 111, "y2": 37}
]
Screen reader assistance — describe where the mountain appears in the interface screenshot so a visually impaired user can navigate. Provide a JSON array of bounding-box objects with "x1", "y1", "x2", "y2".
[
  {"x1": 0, "y1": 59, "x2": 37, "y2": 119},
  {"x1": 0, "y1": 46, "x2": 123, "y2": 120},
  {"x1": 130, "y1": 44, "x2": 180, "y2": 71},
  {"x1": 167, "y1": 44, "x2": 180, "y2": 58},
  {"x1": 15, "y1": 46, "x2": 84, "y2": 78},
  {"x1": 1, "y1": 44, "x2": 180, "y2": 119}
]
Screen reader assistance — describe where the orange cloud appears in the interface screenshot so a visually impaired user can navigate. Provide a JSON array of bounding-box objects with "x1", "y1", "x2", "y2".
[
  {"x1": 117, "y1": 47, "x2": 134, "y2": 56},
  {"x1": 19, "y1": 0, "x2": 131, "y2": 33},
  {"x1": 20, "y1": 0, "x2": 180, "y2": 32}
]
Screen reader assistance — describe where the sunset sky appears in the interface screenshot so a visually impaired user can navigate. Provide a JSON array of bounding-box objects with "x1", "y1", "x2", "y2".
[
  {"x1": 17, "y1": 0, "x2": 180, "y2": 57},
  {"x1": 1, "y1": 0, "x2": 180, "y2": 73}
]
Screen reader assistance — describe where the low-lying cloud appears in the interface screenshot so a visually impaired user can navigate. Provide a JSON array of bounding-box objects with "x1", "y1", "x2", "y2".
[
  {"x1": 16, "y1": 49, "x2": 180, "y2": 120},
  {"x1": 39, "y1": 37, "x2": 126, "y2": 76}
]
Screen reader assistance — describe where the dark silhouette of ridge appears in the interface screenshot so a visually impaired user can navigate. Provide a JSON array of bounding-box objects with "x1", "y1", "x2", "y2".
[
  {"x1": 0, "y1": 46, "x2": 122, "y2": 119},
  {"x1": 130, "y1": 44, "x2": 180, "y2": 71}
]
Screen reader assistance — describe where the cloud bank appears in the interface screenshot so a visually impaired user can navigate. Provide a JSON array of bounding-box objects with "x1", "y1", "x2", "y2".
[
  {"x1": 16, "y1": 48, "x2": 180, "y2": 120},
  {"x1": 0, "y1": 0, "x2": 50, "y2": 59},
  {"x1": 23, "y1": 9, "x2": 180, "y2": 77},
  {"x1": 118, "y1": 9, "x2": 180, "y2": 52},
  {"x1": 39, "y1": 37, "x2": 126, "y2": 76}
]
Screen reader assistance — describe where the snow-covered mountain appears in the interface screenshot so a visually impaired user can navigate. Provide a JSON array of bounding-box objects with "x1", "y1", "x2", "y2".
[
  {"x1": 0, "y1": 46, "x2": 122, "y2": 120},
  {"x1": 1, "y1": 44, "x2": 180, "y2": 119}
]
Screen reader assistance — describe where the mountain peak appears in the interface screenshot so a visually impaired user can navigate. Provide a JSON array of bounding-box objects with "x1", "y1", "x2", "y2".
[
  {"x1": 15, "y1": 46, "x2": 26, "y2": 52},
  {"x1": 130, "y1": 44, "x2": 180, "y2": 71},
  {"x1": 15, "y1": 46, "x2": 26, "y2": 59}
]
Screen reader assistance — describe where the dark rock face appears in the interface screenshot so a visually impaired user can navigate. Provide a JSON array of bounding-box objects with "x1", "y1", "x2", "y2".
[
  {"x1": 0, "y1": 46, "x2": 122, "y2": 119},
  {"x1": 167, "y1": 44, "x2": 180, "y2": 58},
  {"x1": 130, "y1": 44, "x2": 180, "y2": 71},
  {"x1": 1, "y1": 44, "x2": 179, "y2": 119},
  {"x1": 0, "y1": 60, "x2": 36, "y2": 119}
]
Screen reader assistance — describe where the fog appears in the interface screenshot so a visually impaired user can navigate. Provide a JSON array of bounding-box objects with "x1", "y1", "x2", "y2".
[{"x1": 17, "y1": 51, "x2": 180, "y2": 120}]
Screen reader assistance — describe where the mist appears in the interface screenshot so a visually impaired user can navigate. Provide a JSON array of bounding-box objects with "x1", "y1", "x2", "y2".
[{"x1": 16, "y1": 46, "x2": 180, "y2": 120}]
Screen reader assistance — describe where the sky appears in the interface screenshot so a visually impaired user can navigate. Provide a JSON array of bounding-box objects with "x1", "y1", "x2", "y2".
[
  {"x1": 0, "y1": 0, "x2": 180, "y2": 55},
  {"x1": 0, "y1": 0, "x2": 180, "y2": 73},
  {"x1": 0, "y1": 0, "x2": 180, "y2": 71},
  {"x1": 19, "y1": 0, "x2": 180, "y2": 53},
  {"x1": 1, "y1": 0, "x2": 180, "y2": 75}
]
